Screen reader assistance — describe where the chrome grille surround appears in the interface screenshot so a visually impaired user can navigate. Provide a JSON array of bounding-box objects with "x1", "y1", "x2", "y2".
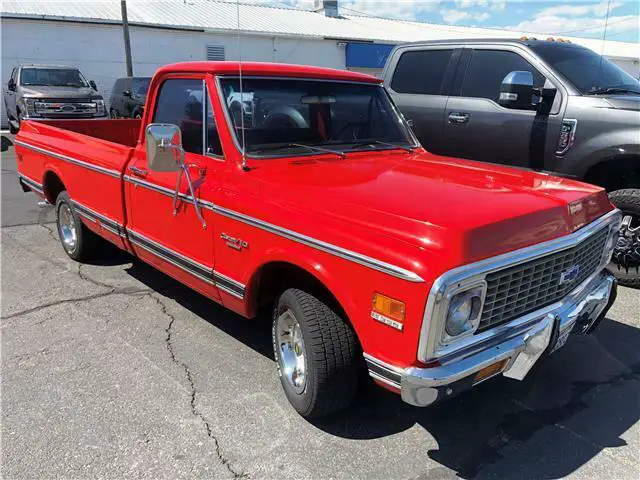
[
  {"x1": 35, "y1": 100, "x2": 98, "y2": 115},
  {"x1": 418, "y1": 209, "x2": 622, "y2": 363}
]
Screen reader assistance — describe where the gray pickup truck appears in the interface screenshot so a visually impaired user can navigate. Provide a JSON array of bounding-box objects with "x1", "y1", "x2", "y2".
[
  {"x1": 3, "y1": 64, "x2": 106, "y2": 133},
  {"x1": 383, "y1": 38, "x2": 640, "y2": 286}
]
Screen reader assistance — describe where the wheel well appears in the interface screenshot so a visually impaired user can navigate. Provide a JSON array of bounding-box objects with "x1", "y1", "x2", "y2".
[
  {"x1": 248, "y1": 262, "x2": 349, "y2": 322},
  {"x1": 584, "y1": 156, "x2": 640, "y2": 192},
  {"x1": 43, "y1": 171, "x2": 66, "y2": 204}
]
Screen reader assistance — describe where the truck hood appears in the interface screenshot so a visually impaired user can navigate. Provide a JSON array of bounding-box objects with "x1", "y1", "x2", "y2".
[
  {"x1": 18, "y1": 85, "x2": 99, "y2": 99},
  {"x1": 602, "y1": 94, "x2": 640, "y2": 112},
  {"x1": 255, "y1": 151, "x2": 612, "y2": 268}
]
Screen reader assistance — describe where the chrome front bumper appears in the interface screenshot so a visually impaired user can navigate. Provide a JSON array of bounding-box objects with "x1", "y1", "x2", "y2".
[{"x1": 366, "y1": 270, "x2": 617, "y2": 407}]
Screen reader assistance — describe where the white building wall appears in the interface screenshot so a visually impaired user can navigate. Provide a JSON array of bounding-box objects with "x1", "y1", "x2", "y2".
[{"x1": 1, "y1": 18, "x2": 345, "y2": 124}]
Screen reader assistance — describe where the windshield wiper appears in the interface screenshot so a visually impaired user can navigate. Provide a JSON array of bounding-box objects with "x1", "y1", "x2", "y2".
[
  {"x1": 586, "y1": 87, "x2": 640, "y2": 95},
  {"x1": 249, "y1": 143, "x2": 346, "y2": 158},
  {"x1": 344, "y1": 140, "x2": 416, "y2": 152},
  {"x1": 288, "y1": 143, "x2": 346, "y2": 158}
]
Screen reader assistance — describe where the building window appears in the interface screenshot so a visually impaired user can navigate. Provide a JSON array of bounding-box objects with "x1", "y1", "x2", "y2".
[{"x1": 206, "y1": 45, "x2": 225, "y2": 61}]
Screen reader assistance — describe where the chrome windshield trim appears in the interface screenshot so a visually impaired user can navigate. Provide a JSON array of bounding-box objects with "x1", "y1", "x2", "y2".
[
  {"x1": 15, "y1": 140, "x2": 121, "y2": 178},
  {"x1": 418, "y1": 208, "x2": 622, "y2": 362},
  {"x1": 124, "y1": 175, "x2": 423, "y2": 283}
]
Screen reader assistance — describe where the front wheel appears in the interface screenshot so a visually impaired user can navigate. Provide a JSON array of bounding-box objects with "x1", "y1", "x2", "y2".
[
  {"x1": 273, "y1": 288, "x2": 361, "y2": 418},
  {"x1": 55, "y1": 191, "x2": 102, "y2": 262},
  {"x1": 608, "y1": 189, "x2": 640, "y2": 287}
]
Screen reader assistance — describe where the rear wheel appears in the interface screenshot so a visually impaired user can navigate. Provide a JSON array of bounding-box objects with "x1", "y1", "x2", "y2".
[
  {"x1": 608, "y1": 189, "x2": 640, "y2": 287},
  {"x1": 109, "y1": 108, "x2": 118, "y2": 119},
  {"x1": 55, "y1": 191, "x2": 102, "y2": 262},
  {"x1": 273, "y1": 288, "x2": 361, "y2": 418}
]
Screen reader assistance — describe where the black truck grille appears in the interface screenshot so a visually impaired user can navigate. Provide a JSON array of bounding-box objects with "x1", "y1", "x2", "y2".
[{"x1": 479, "y1": 226, "x2": 609, "y2": 331}]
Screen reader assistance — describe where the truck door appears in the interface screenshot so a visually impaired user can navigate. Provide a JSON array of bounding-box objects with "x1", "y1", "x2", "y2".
[
  {"x1": 442, "y1": 47, "x2": 564, "y2": 169},
  {"x1": 126, "y1": 76, "x2": 224, "y2": 300},
  {"x1": 385, "y1": 47, "x2": 459, "y2": 155}
]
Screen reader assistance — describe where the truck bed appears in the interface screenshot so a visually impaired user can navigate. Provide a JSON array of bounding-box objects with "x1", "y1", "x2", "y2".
[{"x1": 15, "y1": 119, "x2": 141, "y2": 249}]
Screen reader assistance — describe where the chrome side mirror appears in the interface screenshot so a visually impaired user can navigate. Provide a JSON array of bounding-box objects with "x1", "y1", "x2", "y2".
[
  {"x1": 499, "y1": 71, "x2": 536, "y2": 110},
  {"x1": 145, "y1": 123, "x2": 207, "y2": 229},
  {"x1": 145, "y1": 123, "x2": 183, "y2": 173}
]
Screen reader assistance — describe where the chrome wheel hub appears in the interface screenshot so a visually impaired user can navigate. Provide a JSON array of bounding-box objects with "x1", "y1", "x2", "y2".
[
  {"x1": 58, "y1": 203, "x2": 78, "y2": 253},
  {"x1": 613, "y1": 214, "x2": 640, "y2": 272},
  {"x1": 276, "y1": 310, "x2": 307, "y2": 393}
]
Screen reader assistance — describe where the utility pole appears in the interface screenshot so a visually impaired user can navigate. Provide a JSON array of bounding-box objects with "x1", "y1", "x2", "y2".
[{"x1": 121, "y1": 0, "x2": 133, "y2": 76}]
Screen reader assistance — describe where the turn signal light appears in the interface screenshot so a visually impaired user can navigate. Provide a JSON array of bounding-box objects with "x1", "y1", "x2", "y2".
[
  {"x1": 473, "y1": 359, "x2": 508, "y2": 384},
  {"x1": 372, "y1": 293, "x2": 406, "y2": 330}
]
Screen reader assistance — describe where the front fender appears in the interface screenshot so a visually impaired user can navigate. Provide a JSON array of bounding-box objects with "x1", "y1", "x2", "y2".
[{"x1": 560, "y1": 128, "x2": 640, "y2": 179}]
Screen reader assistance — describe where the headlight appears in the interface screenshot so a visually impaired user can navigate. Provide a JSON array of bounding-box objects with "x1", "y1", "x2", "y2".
[
  {"x1": 444, "y1": 285, "x2": 484, "y2": 339},
  {"x1": 94, "y1": 99, "x2": 105, "y2": 116},
  {"x1": 22, "y1": 98, "x2": 38, "y2": 117}
]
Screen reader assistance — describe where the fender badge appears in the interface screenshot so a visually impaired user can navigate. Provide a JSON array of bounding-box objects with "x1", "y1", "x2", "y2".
[{"x1": 221, "y1": 233, "x2": 248, "y2": 251}]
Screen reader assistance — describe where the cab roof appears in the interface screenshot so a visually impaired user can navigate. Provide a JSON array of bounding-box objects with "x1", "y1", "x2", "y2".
[{"x1": 156, "y1": 61, "x2": 382, "y2": 84}]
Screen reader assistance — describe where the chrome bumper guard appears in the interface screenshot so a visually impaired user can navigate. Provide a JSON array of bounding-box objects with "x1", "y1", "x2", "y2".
[{"x1": 366, "y1": 270, "x2": 617, "y2": 407}]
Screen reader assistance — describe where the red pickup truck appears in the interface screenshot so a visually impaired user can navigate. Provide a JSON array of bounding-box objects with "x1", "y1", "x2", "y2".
[{"x1": 15, "y1": 62, "x2": 621, "y2": 418}]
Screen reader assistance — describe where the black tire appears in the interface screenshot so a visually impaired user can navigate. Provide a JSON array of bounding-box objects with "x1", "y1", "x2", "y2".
[
  {"x1": 55, "y1": 191, "x2": 102, "y2": 262},
  {"x1": 608, "y1": 189, "x2": 640, "y2": 287},
  {"x1": 273, "y1": 288, "x2": 361, "y2": 418},
  {"x1": 109, "y1": 108, "x2": 118, "y2": 119}
]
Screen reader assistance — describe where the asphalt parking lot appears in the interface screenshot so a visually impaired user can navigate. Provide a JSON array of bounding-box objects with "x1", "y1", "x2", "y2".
[{"x1": 2, "y1": 133, "x2": 639, "y2": 479}]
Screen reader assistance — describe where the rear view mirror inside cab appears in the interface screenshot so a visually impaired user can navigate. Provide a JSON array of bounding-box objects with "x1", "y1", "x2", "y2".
[{"x1": 300, "y1": 95, "x2": 336, "y2": 104}]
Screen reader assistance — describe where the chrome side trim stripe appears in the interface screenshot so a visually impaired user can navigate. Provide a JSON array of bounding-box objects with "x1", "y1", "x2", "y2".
[
  {"x1": 15, "y1": 140, "x2": 121, "y2": 178},
  {"x1": 211, "y1": 205, "x2": 425, "y2": 283},
  {"x1": 124, "y1": 175, "x2": 422, "y2": 282},
  {"x1": 127, "y1": 174, "x2": 424, "y2": 283},
  {"x1": 364, "y1": 354, "x2": 403, "y2": 388},
  {"x1": 72, "y1": 200, "x2": 124, "y2": 237},
  {"x1": 18, "y1": 173, "x2": 44, "y2": 194},
  {"x1": 125, "y1": 228, "x2": 246, "y2": 298}
]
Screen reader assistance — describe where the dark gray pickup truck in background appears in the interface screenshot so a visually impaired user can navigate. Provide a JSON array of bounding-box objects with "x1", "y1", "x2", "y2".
[
  {"x1": 383, "y1": 38, "x2": 640, "y2": 286},
  {"x1": 3, "y1": 64, "x2": 106, "y2": 133}
]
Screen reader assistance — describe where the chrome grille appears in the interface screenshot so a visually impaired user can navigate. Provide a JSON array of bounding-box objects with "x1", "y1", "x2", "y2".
[
  {"x1": 35, "y1": 100, "x2": 97, "y2": 115},
  {"x1": 479, "y1": 226, "x2": 609, "y2": 331}
]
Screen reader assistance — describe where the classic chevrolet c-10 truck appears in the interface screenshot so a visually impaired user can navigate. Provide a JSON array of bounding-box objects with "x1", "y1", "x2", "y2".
[{"x1": 15, "y1": 61, "x2": 621, "y2": 418}]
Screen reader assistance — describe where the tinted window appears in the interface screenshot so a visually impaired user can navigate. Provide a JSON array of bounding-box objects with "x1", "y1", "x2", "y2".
[
  {"x1": 391, "y1": 49, "x2": 454, "y2": 95},
  {"x1": 530, "y1": 43, "x2": 639, "y2": 94},
  {"x1": 219, "y1": 78, "x2": 414, "y2": 157},
  {"x1": 153, "y1": 79, "x2": 205, "y2": 154},
  {"x1": 132, "y1": 78, "x2": 151, "y2": 98},
  {"x1": 461, "y1": 50, "x2": 545, "y2": 101},
  {"x1": 20, "y1": 68, "x2": 88, "y2": 87},
  {"x1": 113, "y1": 79, "x2": 125, "y2": 94},
  {"x1": 153, "y1": 78, "x2": 222, "y2": 156}
]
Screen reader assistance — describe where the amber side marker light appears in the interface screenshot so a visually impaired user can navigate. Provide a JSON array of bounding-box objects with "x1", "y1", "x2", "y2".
[
  {"x1": 473, "y1": 359, "x2": 508, "y2": 385},
  {"x1": 371, "y1": 293, "x2": 406, "y2": 331}
]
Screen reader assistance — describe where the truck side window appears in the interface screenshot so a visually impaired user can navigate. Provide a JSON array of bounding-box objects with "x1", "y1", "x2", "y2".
[
  {"x1": 153, "y1": 78, "x2": 205, "y2": 155},
  {"x1": 391, "y1": 49, "x2": 454, "y2": 95},
  {"x1": 460, "y1": 50, "x2": 545, "y2": 103}
]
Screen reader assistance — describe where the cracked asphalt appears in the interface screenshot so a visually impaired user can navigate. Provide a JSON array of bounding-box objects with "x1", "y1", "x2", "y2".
[{"x1": 2, "y1": 135, "x2": 639, "y2": 479}]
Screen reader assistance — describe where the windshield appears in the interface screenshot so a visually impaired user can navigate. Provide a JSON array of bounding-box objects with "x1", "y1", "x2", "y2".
[
  {"x1": 219, "y1": 78, "x2": 416, "y2": 157},
  {"x1": 530, "y1": 44, "x2": 640, "y2": 95},
  {"x1": 133, "y1": 77, "x2": 151, "y2": 98},
  {"x1": 20, "y1": 68, "x2": 89, "y2": 88}
]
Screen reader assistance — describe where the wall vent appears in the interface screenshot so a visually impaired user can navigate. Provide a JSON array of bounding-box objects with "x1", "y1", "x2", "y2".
[{"x1": 206, "y1": 44, "x2": 225, "y2": 61}]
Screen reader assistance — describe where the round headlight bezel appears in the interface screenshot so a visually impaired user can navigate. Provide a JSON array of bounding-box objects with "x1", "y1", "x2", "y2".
[{"x1": 442, "y1": 284, "x2": 486, "y2": 344}]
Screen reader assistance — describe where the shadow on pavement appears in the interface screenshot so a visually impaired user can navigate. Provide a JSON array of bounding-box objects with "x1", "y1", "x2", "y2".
[
  {"x1": 1, "y1": 135, "x2": 13, "y2": 152},
  {"x1": 117, "y1": 252, "x2": 639, "y2": 479}
]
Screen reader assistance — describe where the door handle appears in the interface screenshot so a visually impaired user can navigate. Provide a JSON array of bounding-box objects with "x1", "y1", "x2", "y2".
[
  {"x1": 129, "y1": 166, "x2": 148, "y2": 177},
  {"x1": 448, "y1": 112, "x2": 470, "y2": 125}
]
